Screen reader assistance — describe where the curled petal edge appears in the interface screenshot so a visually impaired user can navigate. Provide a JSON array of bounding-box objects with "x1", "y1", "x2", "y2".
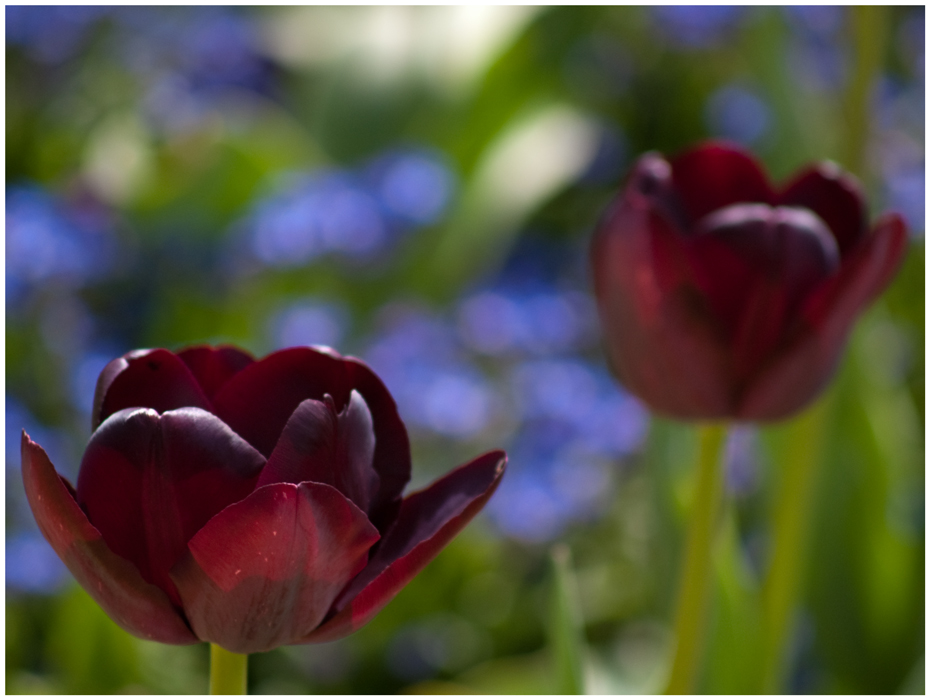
[
  {"x1": 298, "y1": 450, "x2": 506, "y2": 644},
  {"x1": 21, "y1": 432, "x2": 198, "y2": 645},
  {"x1": 92, "y1": 348, "x2": 212, "y2": 431},
  {"x1": 211, "y1": 345, "x2": 411, "y2": 532}
]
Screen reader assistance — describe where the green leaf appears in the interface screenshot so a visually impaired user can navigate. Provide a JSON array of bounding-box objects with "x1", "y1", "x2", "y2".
[
  {"x1": 548, "y1": 544, "x2": 587, "y2": 694},
  {"x1": 46, "y1": 585, "x2": 143, "y2": 694},
  {"x1": 805, "y1": 317, "x2": 924, "y2": 693},
  {"x1": 701, "y1": 509, "x2": 764, "y2": 694}
]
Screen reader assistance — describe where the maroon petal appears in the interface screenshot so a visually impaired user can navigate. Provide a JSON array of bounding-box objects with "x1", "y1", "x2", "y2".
[
  {"x1": 671, "y1": 142, "x2": 775, "y2": 226},
  {"x1": 92, "y1": 349, "x2": 212, "y2": 431},
  {"x1": 257, "y1": 392, "x2": 380, "y2": 513},
  {"x1": 779, "y1": 162, "x2": 867, "y2": 255},
  {"x1": 687, "y1": 204, "x2": 840, "y2": 380},
  {"x1": 76, "y1": 407, "x2": 265, "y2": 605},
  {"x1": 177, "y1": 345, "x2": 255, "y2": 400},
  {"x1": 342, "y1": 355, "x2": 412, "y2": 530},
  {"x1": 624, "y1": 152, "x2": 689, "y2": 230},
  {"x1": 592, "y1": 191, "x2": 736, "y2": 419},
  {"x1": 299, "y1": 450, "x2": 506, "y2": 644},
  {"x1": 170, "y1": 481, "x2": 380, "y2": 654},
  {"x1": 21, "y1": 432, "x2": 198, "y2": 644},
  {"x1": 739, "y1": 214, "x2": 908, "y2": 420},
  {"x1": 212, "y1": 347, "x2": 411, "y2": 531}
]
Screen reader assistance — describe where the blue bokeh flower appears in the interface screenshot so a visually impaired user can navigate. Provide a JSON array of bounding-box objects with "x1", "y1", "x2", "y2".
[
  {"x1": 364, "y1": 306, "x2": 496, "y2": 439},
  {"x1": 652, "y1": 6, "x2": 745, "y2": 49},
  {"x1": 6, "y1": 186, "x2": 118, "y2": 306}
]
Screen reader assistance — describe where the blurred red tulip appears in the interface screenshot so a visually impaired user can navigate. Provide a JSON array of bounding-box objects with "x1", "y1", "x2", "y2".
[
  {"x1": 592, "y1": 142, "x2": 907, "y2": 420},
  {"x1": 22, "y1": 345, "x2": 506, "y2": 654}
]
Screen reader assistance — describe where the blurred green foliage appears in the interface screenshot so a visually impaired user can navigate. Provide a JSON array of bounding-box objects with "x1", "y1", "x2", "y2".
[{"x1": 6, "y1": 5, "x2": 924, "y2": 695}]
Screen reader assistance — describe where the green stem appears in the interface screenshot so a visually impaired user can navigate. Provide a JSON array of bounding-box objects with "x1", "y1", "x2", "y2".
[
  {"x1": 210, "y1": 644, "x2": 248, "y2": 695},
  {"x1": 664, "y1": 424, "x2": 728, "y2": 695},
  {"x1": 843, "y1": 5, "x2": 888, "y2": 181},
  {"x1": 759, "y1": 399, "x2": 830, "y2": 693}
]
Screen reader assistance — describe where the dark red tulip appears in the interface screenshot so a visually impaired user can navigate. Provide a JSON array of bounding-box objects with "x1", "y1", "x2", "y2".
[
  {"x1": 22, "y1": 345, "x2": 506, "y2": 654},
  {"x1": 592, "y1": 142, "x2": 907, "y2": 421}
]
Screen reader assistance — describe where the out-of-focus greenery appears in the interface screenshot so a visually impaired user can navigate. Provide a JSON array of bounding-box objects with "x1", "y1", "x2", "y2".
[{"x1": 6, "y1": 6, "x2": 924, "y2": 695}]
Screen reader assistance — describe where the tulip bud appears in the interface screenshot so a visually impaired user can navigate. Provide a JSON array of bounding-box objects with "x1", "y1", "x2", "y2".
[{"x1": 592, "y1": 142, "x2": 907, "y2": 421}]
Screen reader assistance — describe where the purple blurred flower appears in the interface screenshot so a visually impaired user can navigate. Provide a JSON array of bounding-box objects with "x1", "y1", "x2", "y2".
[
  {"x1": 271, "y1": 299, "x2": 349, "y2": 350},
  {"x1": 364, "y1": 307, "x2": 496, "y2": 439},
  {"x1": 248, "y1": 171, "x2": 388, "y2": 267},
  {"x1": 705, "y1": 85, "x2": 771, "y2": 145},
  {"x1": 6, "y1": 186, "x2": 118, "y2": 304},
  {"x1": 456, "y1": 288, "x2": 598, "y2": 357},
  {"x1": 724, "y1": 425, "x2": 761, "y2": 497},
  {"x1": 883, "y1": 168, "x2": 924, "y2": 236},
  {"x1": 488, "y1": 357, "x2": 648, "y2": 542},
  {"x1": 6, "y1": 531, "x2": 72, "y2": 594},
  {"x1": 784, "y1": 6, "x2": 849, "y2": 92},
  {"x1": 367, "y1": 149, "x2": 456, "y2": 227},
  {"x1": 6, "y1": 6, "x2": 108, "y2": 64},
  {"x1": 652, "y1": 6, "x2": 745, "y2": 49},
  {"x1": 244, "y1": 146, "x2": 456, "y2": 270}
]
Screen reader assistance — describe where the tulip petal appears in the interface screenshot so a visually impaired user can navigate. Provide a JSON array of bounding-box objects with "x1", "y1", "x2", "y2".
[
  {"x1": 76, "y1": 407, "x2": 265, "y2": 605},
  {"x1": 299, "y1": 450, "x2": 506, "y2": 644},
  {"x1": 21, "y1": 432, "x2": 198, "y2": 644},
  {"x1": 625, "y1": 152, "x2": 689, "y2": 230},
  {"x1": 177, "y1": 345, "x2": 255, "y2": 400},
  {"x1": 739, "y1": 214, "x2": 908, "y2": 419},
  {"x1": 671, "y1": 142, "x2": 775, "y2": 225},
  {"x1": 257, "y1": 392, "x2": 380, "y2": 512},
  {"x1": 170, "y1": 481, "x2": 380, "y2": 654},
  {"x1": 92, "y1": 349, "x2": 212, "y2": 431},
  {"x1": 688, "y1": 204, "x2": 840, "y2": 380},
  {"x1": 592, "y1": 193, "x2": 736, "y2": 418},
  {"x1": 212, "y1": 346, "x2": 411, "y2": 530},
  {"x1": 780, "y1": 162, "x2": 867, "y2": 255},
  {"x1": 342, "y1": 355, "x2": 412, "y2": 529}
]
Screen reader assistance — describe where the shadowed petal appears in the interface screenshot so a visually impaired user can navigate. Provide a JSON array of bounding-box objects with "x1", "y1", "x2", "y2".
[
  {"x1": 21, "y1": 432, "x2": 198, "y2": 645},
  {"x1": 593, "y1": 191, "x2": 736, "y2": 419},
  {"x1": 341, "y1": 356, "x2": 411, "y2": 530},
  {"x1": 76, "y1": 408, "x2": 265, "y2": 605},
  {"x1": 299, "y1": 450, "x2": 506, "y2": 644},
  {"x1": 212, "y1": 347, "x2": 353, "y2": 457},
  {"x1": 177, "y1": 345, "x2": 255, "y2": 400},
  {"x1": 212, "y1": 346, "x2": 410, "y2": 531},
  {"x1": 257, "y1": 392, "x2": 379, "y2": 513},
  {"x1": 780, "y1": 162, "x2": 867, "y2": 255},
  {"x1": 671, "y1": 142, "x2": 775, "y2": 226},
  {"x1": 92, "y1": 349, "x2": 212, "y2": 431},
  {"x1": 739, "y1": 214, "x2": 908, "y2": 419},
  {"x1": 170, "y1": 481, "x2": 380, "y2": 654}
]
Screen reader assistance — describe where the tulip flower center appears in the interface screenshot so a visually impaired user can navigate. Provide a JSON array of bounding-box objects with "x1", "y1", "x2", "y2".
[{"x1": 688, "y1": 203, "x2": 840, "y2": 378}]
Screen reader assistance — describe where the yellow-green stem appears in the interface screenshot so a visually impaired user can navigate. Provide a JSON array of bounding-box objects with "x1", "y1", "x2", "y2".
[
  {"x1": 843, "y1": 5, "x2": 888, "y2": 182},
  {"x1": 210, "y1": 644, "x2": 248, "y2": 695},
  {"x1": 759, "y1": 399, "x2": 830, "y2": 692},
  {"x1": 664, "y1": 424, "x2": 728, "y2": 694}
]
